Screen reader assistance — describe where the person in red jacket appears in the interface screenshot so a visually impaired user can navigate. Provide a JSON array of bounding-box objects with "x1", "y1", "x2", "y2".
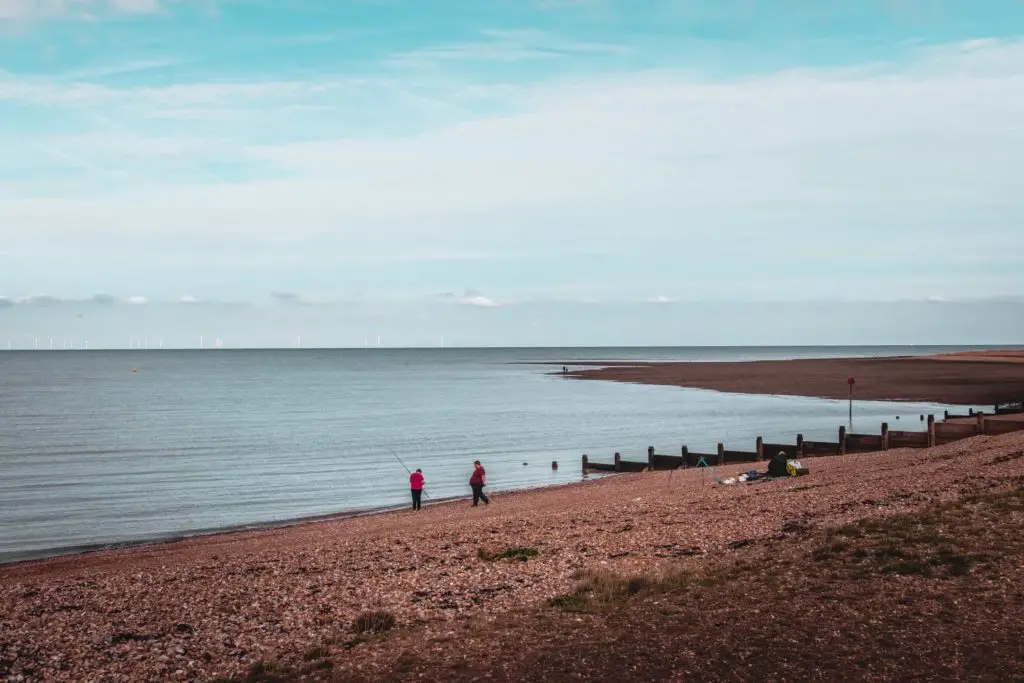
[
  {"x1": 469, "y1": 460, "x2": 489, "y2": 507},
  {"x1": 409, "y1": 468, "x2": 425, "y2": 511}
]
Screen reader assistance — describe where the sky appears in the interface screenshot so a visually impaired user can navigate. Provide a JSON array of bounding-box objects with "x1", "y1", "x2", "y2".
[{"x1": 1, "y1": 0, "x2": 1023, "y2": 347}]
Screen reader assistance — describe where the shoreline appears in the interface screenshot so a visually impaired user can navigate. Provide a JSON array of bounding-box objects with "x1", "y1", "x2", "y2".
[
  {"x1": 0, "y1": 500, "x2": 416, "y2": 568},
  {"x1": 7, "y1": 348, "x2": 1020, "y2": 567},
  {"x1": 0, "y1": 477, "x2": 605, "y2": 575},
  {"x1": 554, "y1": 349, "x2": 1024, "y2": 405}
]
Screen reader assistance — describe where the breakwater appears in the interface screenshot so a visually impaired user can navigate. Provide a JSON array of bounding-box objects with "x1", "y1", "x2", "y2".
[{"x1": 583, "y1": 401, "x2": 1024, "y2": 473}]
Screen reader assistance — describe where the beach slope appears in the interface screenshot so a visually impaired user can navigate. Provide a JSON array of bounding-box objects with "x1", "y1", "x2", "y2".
[{"x1": 2, "y1": 433, "x2": 1023, "y2": 681}]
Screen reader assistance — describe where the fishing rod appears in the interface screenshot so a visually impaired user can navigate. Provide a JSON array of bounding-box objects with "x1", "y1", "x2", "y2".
[{"x1": 386, "y1": 445, "x2": 430, "y2": 499}]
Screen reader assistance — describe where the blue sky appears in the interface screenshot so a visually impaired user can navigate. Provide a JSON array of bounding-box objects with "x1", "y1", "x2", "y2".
[{"x1": 1, "y1": 0, "x2": 1024, "y2": 346}]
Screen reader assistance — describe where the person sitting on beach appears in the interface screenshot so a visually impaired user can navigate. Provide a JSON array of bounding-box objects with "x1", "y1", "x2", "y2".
[
  {"x1": 410, "y1": 469, "x2": 425, "y2": 511},
  {"x1": 469, "y1": 461, "x2": 490, "y2": 507},
  {"x1": 767, "y1": 451, "x2": 790, "y2": 478}
]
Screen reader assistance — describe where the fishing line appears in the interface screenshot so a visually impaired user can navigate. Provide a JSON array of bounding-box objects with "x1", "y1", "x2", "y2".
[{"x1": 386, "y1": 445, "x2": 430, "y2": 499}]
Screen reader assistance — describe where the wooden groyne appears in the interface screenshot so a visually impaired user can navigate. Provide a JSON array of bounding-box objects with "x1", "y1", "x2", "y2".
[{"x1": 582, "y1": 403, "x2": 1024, "y2": 474}]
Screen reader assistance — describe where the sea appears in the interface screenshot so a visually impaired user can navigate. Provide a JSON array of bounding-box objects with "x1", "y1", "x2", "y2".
[{"x1": 0, "y1": 346, "x2": 996, "y2": 563}]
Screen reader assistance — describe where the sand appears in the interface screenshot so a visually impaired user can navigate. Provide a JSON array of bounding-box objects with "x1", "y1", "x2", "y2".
[
  {"x1": 2, "y1": 432, "x2": 1023, "y2": 682},
  {"x1": 565, "y1": 350, "x2": 1024, "y2": 405}
]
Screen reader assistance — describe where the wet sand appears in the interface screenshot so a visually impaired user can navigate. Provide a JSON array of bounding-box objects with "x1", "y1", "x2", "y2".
[{"x1": 566, "y1": 350, "x2": 1024, "y2": 405}]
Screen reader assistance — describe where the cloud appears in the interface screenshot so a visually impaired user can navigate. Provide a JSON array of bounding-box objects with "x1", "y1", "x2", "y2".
[
  {"x1": 457, "y1": 295, "x2": 505, "y2": 308},
  {"x1": 124, "y1": 295, "x2": 147, "y2": 305},
  {"x1": 0, "y1": 296, "x2": 13, "y2": 309},
  {"x1": 0, "y1": 0, "x2": 162, "y2": 21},
  {"x1": 388, "y1": 29, "x2": 626, "y2": 68},
  {"x1": 19, "y1": 294, "x2": 65, "y2": 306},
  {"x1": 2, "y1": 293, "x2": 126, "y2": 306},
  {"x1": 1, "y1": 39, "x2": 1023, "y2": 303},
  {"x1": 269, "y1": 291, "x2": 321, "y2": 306},
  {"x1": 647, "y1": 295, "x2": 674, "y2": 304},
  {"x1": 179, "y1": 294, "x2": 198, "y2": 303}
]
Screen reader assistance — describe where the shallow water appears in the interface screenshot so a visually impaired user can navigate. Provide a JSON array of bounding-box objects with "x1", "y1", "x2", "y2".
[{"x1": 0, "y1": 346, "x2": 983, "y2": 562}]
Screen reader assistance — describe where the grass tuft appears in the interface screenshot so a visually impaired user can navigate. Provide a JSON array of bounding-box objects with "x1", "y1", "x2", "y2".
[
  {"x1": 478, "y1": 547, "x2": 539, "y2": 562},
  {"x1": 352, "y1": 610, "x2": 397, "y2": 634},
  {"x1": 302, "y1": 646, "x2": 329, "y2": 662}
]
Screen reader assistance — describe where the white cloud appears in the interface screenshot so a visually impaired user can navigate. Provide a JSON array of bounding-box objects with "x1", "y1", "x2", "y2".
[
  {"x1": 648, "y1": 295, "x2": 674, "y2": 304},
  {"x1": 1, "y1": 39, "x2": 1023, "y2": 301},
  {"x1": 19, "y1": 294, "x2": 65, "y2": 306},
  {"x1": 388, "y1": 29, "x2": 627, "y2": 68},
  {"x1": 125, "y1": 295, "x2": 147, "y2": 305},
  {"x1": 457, "y1": 295, "x2": 505, "y2": 308},
  {"x1": 0, "y1": 0, "x2": 161, "y2": 21},
  {"x1": 179, "y1": 294, "x2": 197, "y2": 303}
]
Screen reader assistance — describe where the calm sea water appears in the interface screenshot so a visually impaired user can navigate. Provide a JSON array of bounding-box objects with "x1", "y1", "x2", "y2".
[{"x1": 0, "y1": 346, "x2": 992, "y2": 562}]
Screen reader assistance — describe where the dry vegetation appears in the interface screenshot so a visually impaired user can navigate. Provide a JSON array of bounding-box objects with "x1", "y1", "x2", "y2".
[{"x1": 2, "y1": 434, "x2": 1023, "y2": 682}]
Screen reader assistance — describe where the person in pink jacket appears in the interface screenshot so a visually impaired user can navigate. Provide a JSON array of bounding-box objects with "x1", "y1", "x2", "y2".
[{"x1": 409, "y1": 469, "x2": 425, "y2": 511}]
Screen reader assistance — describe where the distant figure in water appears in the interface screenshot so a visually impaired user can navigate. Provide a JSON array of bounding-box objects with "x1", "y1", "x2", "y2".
[
  {"x1": 562, "y1": 366, "x2": 568, "y2": 375},
  {"x1": 409, "y1": 468, "x2": 424, "y2": 511},
  {"x1": 469, "y1": 460, "x2": 490, "y2": 507}
]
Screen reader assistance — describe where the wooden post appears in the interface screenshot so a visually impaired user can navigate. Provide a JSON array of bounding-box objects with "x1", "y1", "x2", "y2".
[
  {"x1": 614, "y1": 452, "x2": 621, "y2": 472},
  {"x1": 881, "y1": 422, "x2": 889, "y2": 451},
  {"x1": 581, "y1": 454, "x2": 589, "y2": 474},
  {"x1": 717, "y1": 442, "x2": 725, "y2": 466},
  {"x1": 648, "y1": 446, "x2": 655, "y2": 470},
  {"x1": 755, "y1": 436, "x2": 763, "y2": 462},
  {"x1": 944, "y1": 409, "x2": 949, "y2": 420},
  {"x1": 796, "y1": 433, "x2": 804, "y2": 456},
  {"x1": 976, "y1": 412, "x2": 986, "y2": 436},
  {"x1": 969, "y1": 408, "x2": 974, "y2": 417},
  {"x1": 927, "y1": 414, "x2": 935, "y2": 448},
  {"x1": 681, "y1": 445, "x2": 689, "y2": 469},
  {"x1": 838, "y1": 426, "x2": 847, "y2": 456}
]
